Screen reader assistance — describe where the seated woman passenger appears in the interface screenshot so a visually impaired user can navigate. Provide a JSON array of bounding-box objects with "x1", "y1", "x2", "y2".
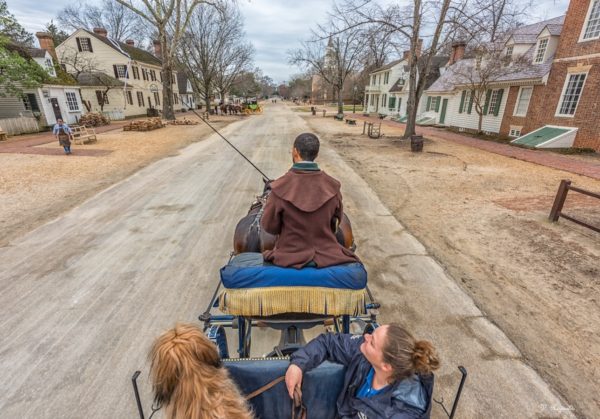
[
  {"x1": 149, "y1": 323, "x2": 253, "y2": 419},
  {"x1": 261, "y1": 133, "x2": 359, "y2": 268},
  {"x1": 285, "y1": 324, "x2": 439, "y2": 419}
]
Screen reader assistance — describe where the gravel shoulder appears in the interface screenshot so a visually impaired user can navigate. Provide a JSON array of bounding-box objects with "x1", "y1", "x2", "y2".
[{"x1": 303, "y1": 110, "x2": 600, "y2": 418}]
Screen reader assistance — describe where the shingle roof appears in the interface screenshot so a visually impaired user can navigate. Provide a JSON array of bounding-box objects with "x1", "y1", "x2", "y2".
[
  {"x1": 84, "y1": 29, "x2": 162, "y2": 66},
  {"x1": 27, "y1": 48, "x2": 47, "y2": 58},
  {"x1": 506, "y1": 15, "x2": 565, "y2": 44},
  {"x1": 76, "y1": 71, "x2": 125, "y2": 87},
  {"x1": 372, "y1": 59, "x2": 403, "y2": 73}
]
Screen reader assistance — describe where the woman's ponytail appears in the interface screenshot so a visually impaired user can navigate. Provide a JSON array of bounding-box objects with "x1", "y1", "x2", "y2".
[{"x1": 382, "y1": 324, "x2": 440, "y2": 382}]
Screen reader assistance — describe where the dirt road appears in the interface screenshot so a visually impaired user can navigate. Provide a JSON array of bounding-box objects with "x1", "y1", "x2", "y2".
[{"x1": 0, "y1": 103, "x2": 574, "y2": 418}]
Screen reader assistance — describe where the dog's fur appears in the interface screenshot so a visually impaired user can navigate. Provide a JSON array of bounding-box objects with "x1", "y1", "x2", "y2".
[{"x1": 150, "y1": 323, "x2": 253, "y2": 419}]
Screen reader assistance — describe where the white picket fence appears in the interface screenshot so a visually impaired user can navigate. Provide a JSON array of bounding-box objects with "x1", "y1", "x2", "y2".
[{"x1": 0, "y1": 117, "x2": 39, "y2": 135}]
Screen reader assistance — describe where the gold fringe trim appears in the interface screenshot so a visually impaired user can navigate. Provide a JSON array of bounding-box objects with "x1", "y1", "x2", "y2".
[{"x1": 218, "y1": 286, "x2": 366, "y2": 316}]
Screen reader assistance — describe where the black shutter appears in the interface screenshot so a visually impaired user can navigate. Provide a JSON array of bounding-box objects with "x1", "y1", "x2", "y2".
[
  {"x1": 435, "y1": 96, "x2": 441, "y2": 112},
  {"x1": 27, "y1": 94, "x2": 40, "y2": 112},
  {"x1": 459, "y1": 90, "x2": 466, "y2": 113},
  {"x1": 76, "y1": 38, "x2": 82, "y2": 52},
  {"x1": 113, "y1": 65, "x2": 119, "y2": 79},
  {"x1": 88, "y1": 38, "x2": 93, "y2": 52},
  {"x1": 426, "y1": 96, "x2": 432, "y2": 111},
  {"x1": 483, "y1": 90, "x2": 492, "y2": 115},
  {"x1": 96, "y1": 90, "x2": 103, "y2": 104}
]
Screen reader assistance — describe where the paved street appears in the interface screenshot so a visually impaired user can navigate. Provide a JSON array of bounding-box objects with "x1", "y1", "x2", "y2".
[{"x1": 0, "y1": 103, "x2": 574, "y2": 418}]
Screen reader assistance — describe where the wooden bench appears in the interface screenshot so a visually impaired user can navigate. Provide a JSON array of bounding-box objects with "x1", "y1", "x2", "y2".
[
  {"x1": 345, "y1": 118, "x2": 357, "y2": 125},
  {"x1": 71, "y1": 125, "x2": 97, "y2": 145}
]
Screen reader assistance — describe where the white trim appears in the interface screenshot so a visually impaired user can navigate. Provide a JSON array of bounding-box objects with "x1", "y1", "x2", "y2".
[
  {"x1": 579, "y1": 0, "x2": 600, "y2": 42},
  {"x1": 533, "y1": 37, "x2": 549, "y2": 64},
  {"x1": 510, "y1": 125, "x2": 578, "y2": 147},
  {"x1": 513, "y1": 86, "x2": 533, "y2": 117},
  {"x1": 554, "y1": 71, "x2": 589, "y2": 118}
]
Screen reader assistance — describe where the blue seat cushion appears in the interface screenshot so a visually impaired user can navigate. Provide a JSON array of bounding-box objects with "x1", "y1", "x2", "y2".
[
  {"x1": 220, "y1": 252, "x2": 367, "y2": 290},
  {"x1": 225, "y1": 358, "x2": 345, "y2": 419}
]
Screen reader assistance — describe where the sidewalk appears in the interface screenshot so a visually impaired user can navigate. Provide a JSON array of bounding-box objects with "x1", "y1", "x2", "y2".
[{"x1": 348, "y1": 113, "x2": 600, "y2": 181}]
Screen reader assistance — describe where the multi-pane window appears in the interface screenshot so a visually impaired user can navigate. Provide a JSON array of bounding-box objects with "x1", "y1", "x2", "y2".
[
  {"x1": 142, "y1": 68, "x2": 148, "y2": 81},
  {"x1": 96, "y1": 90, "x2": 109, "y2": 105},
  {"x1": 78, "y1": 37, "x2": 92, "y2": 52},
  {"x1": 465, "y1": 91, "x2": 473, "y2": 113},
  {"x1": 381, "y1": 94, "x2": 387, "y2": 107},
  {"x1": 132, "y1": 66, "x2": 139, "y2": 79},
  {"x1": 534, "y1": 39, "x2": 548, "y2": 63},
  {"x1": 388, "y1": 96, "x2": 395, "y2": 109},
  {"x1": 154, "y1": 92, "x2": 161, "y2": 106},
  {"x1": 371, "y1": 75, "x2": 376, "y2": 85},
  {"x1": 583, "y1": 0, "x2": 600, "y2": 40},
  {"x1": 384, "y1": 72, "x2": 389, "y2": 84},
  {"x1": 505, "y1": 45, "x2": 513, "y2": 58},
  {"x1": 487, "y1": 90, "x2": 500, "y2": 115},
  {"x1": 65, "y1": 92, "x2": 79, "y2": 111},
  {"x1": 126, "y1": 91, "x2": 133, "y2": 105},
  {"x1": 429, "y1": 96, "x2": 439, "y2": 112},
  {"x1": 136, "y1": 91, "x2": 144, "y2": 107},
  {"x1": 115, "y1": 65, "x2": 127, "y2": 78},
  {"x1": 150, "y1": 70, "x2": 156, "y2": 81},
  {"x1": 514, "y1": 87, "x2": 532, "y2": 116},
  {"x1": 509, "y1": 128, "x2": 521, "y2": 137},
  {"x1": 558, "y1": 73, "x2": 586, "y2": 116}
]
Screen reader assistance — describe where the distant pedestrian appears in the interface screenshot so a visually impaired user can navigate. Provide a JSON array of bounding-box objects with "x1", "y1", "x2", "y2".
[{"x1": 53, "y1": 118, "x2": 72, "y2": 155}]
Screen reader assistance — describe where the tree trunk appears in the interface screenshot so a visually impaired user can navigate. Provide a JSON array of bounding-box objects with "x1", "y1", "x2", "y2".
[
  {"x1": 161, "y1": 37, "x2": 176, "y2": 121},
  {"x1": 478, "y1": 113, "x2": 483, "y2": 134},
  {"x1": 337, "y1": 85, "x2": 344, "y2": 116}
]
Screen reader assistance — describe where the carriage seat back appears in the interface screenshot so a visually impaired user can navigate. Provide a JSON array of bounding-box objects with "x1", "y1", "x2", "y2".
[{"x1": 224, "y1": 358, "x2": 345, "y2": 419}]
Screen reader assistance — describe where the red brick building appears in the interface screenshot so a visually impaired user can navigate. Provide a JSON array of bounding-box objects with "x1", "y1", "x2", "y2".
[{"x1": 501, "y1": 0, "x2": 600, "y2": 150}]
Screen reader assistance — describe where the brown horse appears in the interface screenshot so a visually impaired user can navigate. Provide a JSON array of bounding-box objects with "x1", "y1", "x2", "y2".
[{"x1": 233, "y1": 186, "x2": 355, "y2": 254}]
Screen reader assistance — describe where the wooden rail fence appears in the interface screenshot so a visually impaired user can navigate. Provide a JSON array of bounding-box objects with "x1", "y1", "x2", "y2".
[{"x1": 549, "y1": 179, "x2": 600, "y2": 233}]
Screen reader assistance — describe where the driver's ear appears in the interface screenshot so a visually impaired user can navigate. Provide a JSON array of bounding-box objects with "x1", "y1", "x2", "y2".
[{"x1": 381, "y1": 362, "x2": 393, "y2": 374}]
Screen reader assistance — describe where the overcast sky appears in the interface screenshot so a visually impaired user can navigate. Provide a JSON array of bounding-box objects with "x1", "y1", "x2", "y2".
[{"x1": 7, "y1": 0, "x2": 570, "y2": 84}]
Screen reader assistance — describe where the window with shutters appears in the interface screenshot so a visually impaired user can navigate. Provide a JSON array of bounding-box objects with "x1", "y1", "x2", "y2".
[
  {"x1": 384, "y1": 72, "x2": 389, "y2": 84},
  {"x1": 381, "y1": 94, "x2": 386, "y2": 107},
  {"x1": 513, "y1": 87, "x2": 532, "y2": 116},
  {"x1": 66, "y1": 92, "x2": 79, "y2": 111},
  {"x1": 388, "y1": 96, "x2": 395, "y2": 109},
  {"x1": 142, "y1": 68, "x2": 148, "y2": 81},
  {"x1": 534, "y1": 39, "x2": 548, "y2": 63},
  {"x1": 557, "y1": 73, "x2": 587, "y2": 116},
  {"x1": 465, "y1": 91, "x2": 474, "y2": 114},
  {"x1": 136, "y1": 91, "x2": 144, "y2": 107},
  {"x1": 485, "y1": 90, "x2": 499, "y2": 115},
  {"x1": 78, "y1": 37, "x2": 92, "y2": 52},
  {"x1": 95, "y1": 90, "x2": 109, "y2": 105},
  {"x1": 115, "y1": 65, "x2": 127, "y2": 78},
  {"x1": 150, "y1": 70, "x2": 156, "y2": 81},
  {"x1": 126, "y1": 91, "x2": 133, "y2": 105},
  {"x1": 132, "y1": 66, "x2": 139, "y2": 79},
  {"x1": 154, "y1": 92, "x2": 160, "y2": 106},
  {"x1": 429, "y1": 96, "x2": 439, "y2": 112},
  {"x1": 371, "y1": 75, "x2": 376, "y2": 85},
  {"x1": 582, "y1": 0, "x2": 600, "y2": 40},
  {"x1": 505, "y1": 45, "x2": 513, "y2": 58}
]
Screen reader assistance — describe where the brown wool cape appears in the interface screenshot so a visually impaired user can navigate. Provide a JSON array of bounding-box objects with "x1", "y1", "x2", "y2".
[{"x1": 261, "y1": 168, "x2": 360, "y2": 268}]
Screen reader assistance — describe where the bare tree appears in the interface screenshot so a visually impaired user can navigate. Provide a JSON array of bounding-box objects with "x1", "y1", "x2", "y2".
[
  {"x1": 58, "y1": 1, "x2": 146, "y2": 42},
  {"x1": 289, "y1": 18, "x2": 363, "y2": 116},
  {"x1": 116, "y1": 0, "x2": 209, "y2": 120}
]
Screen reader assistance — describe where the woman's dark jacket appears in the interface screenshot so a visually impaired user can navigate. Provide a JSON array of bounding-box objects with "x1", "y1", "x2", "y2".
[{"x1": 290, "y1": 333, "x2": 434, "y2": 419}]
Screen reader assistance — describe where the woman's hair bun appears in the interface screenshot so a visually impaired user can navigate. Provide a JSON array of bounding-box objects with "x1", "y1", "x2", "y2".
[{"x1": 412, "y1": 340, "x2": 440, "y2": 375}]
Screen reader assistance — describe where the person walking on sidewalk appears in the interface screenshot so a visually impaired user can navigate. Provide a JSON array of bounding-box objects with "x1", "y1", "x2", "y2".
[{"x1": 53, "y1": 118, "x2": 72, "y2": 155}]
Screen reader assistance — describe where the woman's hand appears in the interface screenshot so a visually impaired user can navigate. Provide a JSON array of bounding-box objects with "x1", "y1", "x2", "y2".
[{"x1": 285, "y1": 364, "x2": 303, "y2": 399}]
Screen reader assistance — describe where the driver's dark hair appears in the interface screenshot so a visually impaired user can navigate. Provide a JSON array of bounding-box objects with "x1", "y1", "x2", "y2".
[{"x1": 293, "y1": 133, "x2": 320, "y2": 161}]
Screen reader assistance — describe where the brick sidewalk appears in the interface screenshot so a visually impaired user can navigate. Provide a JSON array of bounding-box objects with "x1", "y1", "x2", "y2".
[{"x1": 347, "y1": 113, "x2": 600, "y2": 181}]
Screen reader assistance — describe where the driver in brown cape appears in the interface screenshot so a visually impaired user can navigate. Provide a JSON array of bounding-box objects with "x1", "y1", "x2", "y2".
[{"x1": 261, "y1": 133, "x2": 359, "y2": 268}]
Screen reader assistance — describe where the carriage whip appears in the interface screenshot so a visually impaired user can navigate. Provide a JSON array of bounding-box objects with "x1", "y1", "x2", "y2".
[{"x1": 188, "y1": 108, "x2": 272, "y2": 181}]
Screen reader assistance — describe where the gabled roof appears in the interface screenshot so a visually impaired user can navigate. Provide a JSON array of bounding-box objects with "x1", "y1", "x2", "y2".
[
  {"x1": 505, "y1": 15, "x2": 565, "y2": 44},
  {"x1": 82, "y1": 29, "x2": 162, "y2": 66},
  {"x1": 371, "y1": 58, "x2": 403, "y2": 74},
  {"x1": 389, "y1": 78, "x2": 405, "y2": 93}
]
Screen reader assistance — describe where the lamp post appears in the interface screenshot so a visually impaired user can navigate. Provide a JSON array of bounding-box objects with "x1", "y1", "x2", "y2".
[{"x1": 353, "y1": 85, "x2": 357, "y2": 114}]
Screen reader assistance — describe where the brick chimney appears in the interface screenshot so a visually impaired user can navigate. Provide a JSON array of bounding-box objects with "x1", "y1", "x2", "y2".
[
  {"x1": 126, "y1": 39, "x2": 135, "y2": 46},
  {"x1": 402, "y1": 50, "x2": 410, "y2": 60},
  {"x1": 35, "y1": 32, "x2": 56, "y2": 60},
  {"x1": 415, "y1": 39, "x2": 423, "y2": 58},
  {"x1": 93, "y1": 27, "x2": 108, "y2": 37},
  {"x1": 448, "y1": 41, "x2": 466, "y2": 66},
  {"x1": 153, "y1": 40, "x2": 162, "y2": 58}
]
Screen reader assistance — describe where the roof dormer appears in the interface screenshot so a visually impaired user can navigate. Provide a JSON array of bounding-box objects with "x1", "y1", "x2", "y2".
[{"x1": 533, "y1": 27, "x2": 560, "y2": 64}]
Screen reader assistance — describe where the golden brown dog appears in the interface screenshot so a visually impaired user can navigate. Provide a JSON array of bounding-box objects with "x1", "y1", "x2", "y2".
[{"x1": 149, "y1": 323, "x2": 253, "y2": 419}]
